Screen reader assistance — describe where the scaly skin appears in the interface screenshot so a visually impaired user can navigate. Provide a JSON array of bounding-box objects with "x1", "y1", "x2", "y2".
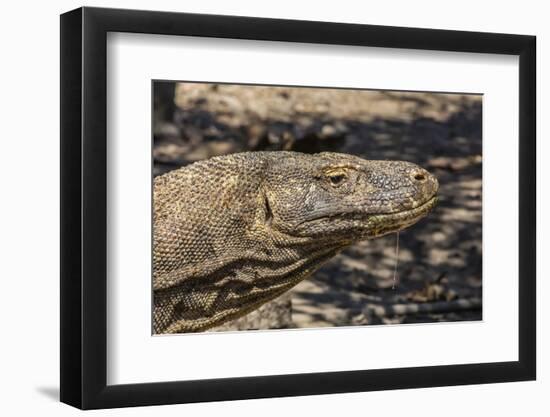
[{"x1": 153, "y1": 151, "x2": 438, "y2": 333}]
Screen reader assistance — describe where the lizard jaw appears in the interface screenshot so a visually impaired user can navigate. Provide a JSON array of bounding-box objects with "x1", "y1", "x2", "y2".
[{"x1": 365, "y1": 196, "x2": 439, "y2": 238}]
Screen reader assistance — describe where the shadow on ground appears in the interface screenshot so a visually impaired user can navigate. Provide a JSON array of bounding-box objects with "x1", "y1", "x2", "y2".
[{"x1": 35, "y1": 386, "x2": 59, "y2": 401}]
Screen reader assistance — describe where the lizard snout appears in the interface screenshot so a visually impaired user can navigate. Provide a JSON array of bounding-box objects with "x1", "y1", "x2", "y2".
[{"x1": 410, "y1": 167, "x2": 439, "y2": 199}]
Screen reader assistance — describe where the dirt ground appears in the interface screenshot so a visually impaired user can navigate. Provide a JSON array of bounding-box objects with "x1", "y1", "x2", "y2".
[{"x1": 153, "y1": 82, "x2": 482, "y2": 329}]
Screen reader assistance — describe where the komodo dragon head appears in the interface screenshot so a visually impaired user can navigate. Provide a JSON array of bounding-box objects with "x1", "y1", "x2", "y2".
[{"x1": 153, "y1": 151, "x2": 438, "y2": 333}]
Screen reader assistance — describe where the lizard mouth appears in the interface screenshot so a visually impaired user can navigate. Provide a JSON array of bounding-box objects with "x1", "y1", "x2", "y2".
[
  {"x1": 366, "y1": 196, "x2": 438, "y2": 237},
  {"x1": 292, "y1": 195, "x2": 438, "y2": 238}
]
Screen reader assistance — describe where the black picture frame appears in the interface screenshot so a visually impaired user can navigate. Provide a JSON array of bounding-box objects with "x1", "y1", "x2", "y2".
[{"x1": 60, "y1": 6, "x2": 536, "y2": 410}]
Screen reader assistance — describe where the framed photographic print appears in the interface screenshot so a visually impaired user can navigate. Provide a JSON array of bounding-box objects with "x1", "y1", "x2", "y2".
[{"x1": 60, "y1": 6, "x2": 536, "y2": 409}]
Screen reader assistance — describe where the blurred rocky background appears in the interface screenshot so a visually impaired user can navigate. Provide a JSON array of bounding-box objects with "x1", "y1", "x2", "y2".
[{"x1": 153, "y1": 81, "x2": 482, "y2": 330}]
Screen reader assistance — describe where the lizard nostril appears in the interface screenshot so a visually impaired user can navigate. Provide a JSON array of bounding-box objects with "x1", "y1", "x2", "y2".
[{"x1": 413, "y1": 173, "x2": 426, "y2": 182}]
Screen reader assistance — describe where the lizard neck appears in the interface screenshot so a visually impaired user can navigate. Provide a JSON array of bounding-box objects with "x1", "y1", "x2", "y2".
[{"x1": 154, "y1": 242, "x2": 339, "y2": 333}]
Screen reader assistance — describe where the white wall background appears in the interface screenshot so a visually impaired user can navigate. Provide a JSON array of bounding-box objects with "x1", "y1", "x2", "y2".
[{"x1": 0, "y1": 0, "x2": 546, "y2": 415}]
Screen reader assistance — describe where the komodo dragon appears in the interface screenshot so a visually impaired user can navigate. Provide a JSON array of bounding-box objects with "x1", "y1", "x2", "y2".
[{"x1": 153, "y1": 151, "x2": 438, "y2": 334}]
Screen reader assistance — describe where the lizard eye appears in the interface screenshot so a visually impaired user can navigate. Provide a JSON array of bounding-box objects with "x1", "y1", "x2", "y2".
[{"x1": 328, "y1": 173, "x2": 346, "y2": 186}]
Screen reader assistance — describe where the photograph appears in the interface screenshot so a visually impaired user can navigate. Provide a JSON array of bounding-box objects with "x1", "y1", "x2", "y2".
[
  {"x1": 52, "y1": 3, "x2": 537, "y2": 411},
  {"x1": 152, "y1": 82, "x2": 483, "y2": 334}
]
